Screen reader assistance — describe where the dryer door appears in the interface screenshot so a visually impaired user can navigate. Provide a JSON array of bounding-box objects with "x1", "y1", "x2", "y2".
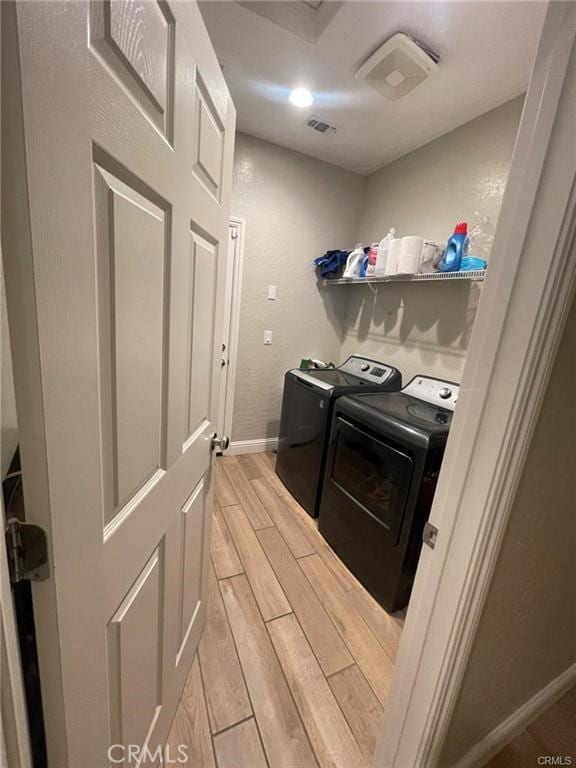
[{"x1": 330, "y1": 416, "x2": 414, "y2": 543}]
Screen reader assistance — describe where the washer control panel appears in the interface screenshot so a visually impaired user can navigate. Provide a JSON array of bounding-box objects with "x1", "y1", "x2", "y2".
[
  {"x1": 340, "y1": 356, "x2": 395, "y2": 383},
  {"x1": 403, "y1": 376, "x2": 459, "y2": 411}
]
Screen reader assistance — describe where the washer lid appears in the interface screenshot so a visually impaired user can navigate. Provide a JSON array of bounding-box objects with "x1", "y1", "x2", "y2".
[{"x1": 293, "y1": 368, "x2": 367, "y2": 389}]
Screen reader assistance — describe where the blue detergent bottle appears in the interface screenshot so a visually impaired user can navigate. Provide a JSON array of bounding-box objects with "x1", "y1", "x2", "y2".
[{"x1": 440, "y1": 222, "x2": 469, "y2": 272}]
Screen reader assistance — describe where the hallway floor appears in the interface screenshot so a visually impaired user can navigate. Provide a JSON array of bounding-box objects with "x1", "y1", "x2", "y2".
[
  {"x1": 167, "y1": 452, "x2": 404, "y2": 767},
  {"x1": 484, "y1": 685, "x2": 576, "y2": 768}
]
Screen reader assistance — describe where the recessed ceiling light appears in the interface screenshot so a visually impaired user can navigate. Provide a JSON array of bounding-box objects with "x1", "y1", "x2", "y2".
[{"x1": 289, "y1": 87, "x2": 314, "y2": 108}]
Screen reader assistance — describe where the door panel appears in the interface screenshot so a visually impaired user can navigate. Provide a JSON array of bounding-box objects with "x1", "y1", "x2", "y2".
[
  {"x1": 2, "y1": 2, "x2": 236, "y2": 765},
  {"x1": 187, "y1": 229, "x2": 219, "y2": 442},
  {"x1": 107, "y1": 549, "x2": 162, "y2": 752},
  {"x1": 180, "y1": 480, "x2": 206, "y2": 648},
  {"x1": 194, "y1": 78, "x2": 225, "y2": 199},
  {"x1": 94, "y1": 163, "x2": 169, "y2": 521},
  {"x1": 90, "y1": 0, "x2": 175, "y2": 139}
]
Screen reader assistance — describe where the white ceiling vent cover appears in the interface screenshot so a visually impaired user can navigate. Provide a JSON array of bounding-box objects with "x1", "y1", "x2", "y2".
[{"x1": 356, "y1": 33, "x2": 439, "y2": 101}]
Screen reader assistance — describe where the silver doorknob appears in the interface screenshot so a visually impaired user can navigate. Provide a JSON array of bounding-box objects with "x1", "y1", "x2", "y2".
[{"x1": 211, "y1": 433, "x2": 230, "y2": 452}]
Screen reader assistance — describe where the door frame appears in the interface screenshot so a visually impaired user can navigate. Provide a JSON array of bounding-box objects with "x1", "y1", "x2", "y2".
[
  {"x1": 376, "y1": 3, "x2": 576, "y2": 765},
  {"x1": 216, "y1": 216, "x2": 245, "y2": 448},
  {"x1": 0, "y1": 11, "x2": 31, "y2": 763},
  {"x1": 1, "y1": 494, "x2": 32, "y2": 768}
]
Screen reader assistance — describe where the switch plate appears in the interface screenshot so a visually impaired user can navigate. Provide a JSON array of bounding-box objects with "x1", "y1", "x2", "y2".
[
  {"x1": 264, "y1": 330, "x2": 273, "y2": 345},
  {"x1": 267, "y1": 285, "x2": 277, "y2": 300}
]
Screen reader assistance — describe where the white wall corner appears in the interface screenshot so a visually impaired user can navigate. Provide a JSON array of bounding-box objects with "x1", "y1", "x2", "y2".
[{"x1": 454, "y1": 662, "x2": 576, "y2": 768}]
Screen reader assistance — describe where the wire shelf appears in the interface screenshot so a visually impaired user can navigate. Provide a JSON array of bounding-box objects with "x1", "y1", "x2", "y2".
[{"x1": 323, "y1": 269, "x2": 486, "y2": 286}]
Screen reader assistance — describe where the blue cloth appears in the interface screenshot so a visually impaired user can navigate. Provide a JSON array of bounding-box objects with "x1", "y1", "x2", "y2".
[
  {"x1": 460, "y1": 256, "x2": 487, "y2": 271},
  {"x1": 314, "y1": 249, "x2": 350, "y2": 278}
]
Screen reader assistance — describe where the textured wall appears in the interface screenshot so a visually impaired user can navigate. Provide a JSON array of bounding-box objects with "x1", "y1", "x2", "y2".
[
  {"x1": 230, "y1": 133, "x2": 364, "y2": 442},
  {"x1": 340, "y1": 97, "x2": 523, "y2": 384},
  {"x1": 230, "y1": 99, "x2": 522, "y2": 440},
  {"x1": 440, "y1": 290, "x2": 576, "y2": 766}
]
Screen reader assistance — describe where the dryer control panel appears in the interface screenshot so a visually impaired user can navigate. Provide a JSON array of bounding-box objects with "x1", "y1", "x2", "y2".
[{"x1": 403, "y1": 376, "x2": 459, "y2": 411}]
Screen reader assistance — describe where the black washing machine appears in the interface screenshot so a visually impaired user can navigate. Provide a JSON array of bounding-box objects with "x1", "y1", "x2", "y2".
[
  {"x1": 275, "y1": 356, "x2": 402, "y2": 518},
  {"x1": 318, "y1": 375, "x2": 458, "y2": 612}
]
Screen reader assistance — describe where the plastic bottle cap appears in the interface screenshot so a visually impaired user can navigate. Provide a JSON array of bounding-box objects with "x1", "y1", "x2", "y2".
[{"x1": 454, "y1": 222, "x2": 468, "y2": 235}]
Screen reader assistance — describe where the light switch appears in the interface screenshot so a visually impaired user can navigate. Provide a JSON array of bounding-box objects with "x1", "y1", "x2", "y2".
[
  {"x1": 267, "y1": 285, "x2": 277, "y2": 300},
  {"x1": 264, "y1": 330, "x2": 273, "y2": 345}
]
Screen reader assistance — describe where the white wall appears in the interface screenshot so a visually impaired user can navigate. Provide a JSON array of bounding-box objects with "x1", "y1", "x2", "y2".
[
  {"x1": 229, "y1": 99, "x2": 523, "y2": 440},
  {"x1": 439, "y1": 287, "x2": 576, "y2": 766},
  {"x1": 340, "y1": 97, "x2": 523, "y2": 384},
  {"x1": 230, "y1": 133, "x2": 364, "y2": 442}
]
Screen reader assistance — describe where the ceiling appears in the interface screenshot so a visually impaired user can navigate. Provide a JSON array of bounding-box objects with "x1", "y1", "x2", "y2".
[{"x1": 199, "y1": 1, "x2": 546, "y2": 175}]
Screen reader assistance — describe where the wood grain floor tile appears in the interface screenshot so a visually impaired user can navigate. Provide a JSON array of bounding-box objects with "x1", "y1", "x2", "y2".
[
  {"x1": 327, "y1": 665, "x2": 383, "y2": 762},
  {"x1": 280, "y1": 490, "x2": 325, "y2": 543},
  {"x1": 167, "y1": 656, "x2": 216, "y2": 768},
  {"x1": 237, "y1": 453, "x2": 263, "y2": 480},
  {"x1": 252, "y1": 477, "x2": 317, "y2": 558},
  {"x1": 251, "y1": 452, "x2": 291, "y2": 497},
  {"x1": 268, "y1": 613, "x2": 366, "y2": 768},
  {"x1": 222, "y1": 461, "x2": 273, "y2": 529},
  {"x1": 214, "y1": 461, "x2": 239, "y2": 507},
  {"x1": 211, "y1": 502, "x2": 244, "y2": 580},
  {"x1": 213, "y1": 718, "x2": 268, "y2": 768},
  {"x1": 346, "y1": 585, "x2": 403, "y2": 663},
  {"x1": 299, "y1": 555, "x2": 395, "y2": 706},
  {"x1": 316, "y1": 542, "x2": 404, "y2": 661},
  {"x1": 198, "y1": 564, "x2": 252, "y2": 733},
  {"x1": 222, "y1": 505, "x2": 291, "y2": 621},
  {"x1": 261, "y1": 451, "x2": 277, "y2": 472},
  {"x1": 258, "y1": 526, "x2": 353, "y2": 676},
  {"x1": 526, "y1": 688, "x2": 576, "y2": 754},
  {"x1": 219, "y1": 575, "x2": 317, "y2": 768}
]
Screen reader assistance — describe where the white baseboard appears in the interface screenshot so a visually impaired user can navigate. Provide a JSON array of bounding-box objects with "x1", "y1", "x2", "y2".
[
  {"x1": 225, "y1": 438, "x2": 277, "y2": 456},
  {"x1": 454, "y1": 661, "x2": 576, "y2": 768}
]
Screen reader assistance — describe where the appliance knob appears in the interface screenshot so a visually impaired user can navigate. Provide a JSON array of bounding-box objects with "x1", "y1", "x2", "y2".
[
  {"x1": 439, "y1": 387, "x2": 452, "y2": 400},
  {"x1": 360, "y1": 363, "x2": 370, "y2": 372}
]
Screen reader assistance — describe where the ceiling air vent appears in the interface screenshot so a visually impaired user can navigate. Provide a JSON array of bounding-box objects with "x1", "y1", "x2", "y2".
[
  {"x1": 306, "y1": 116, "x2": 336, "y2": 135},
  {"x1": 356, "y1": 33, "x2": 439, "y2": 101}
]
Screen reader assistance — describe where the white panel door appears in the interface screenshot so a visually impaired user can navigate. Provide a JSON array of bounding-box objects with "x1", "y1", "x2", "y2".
[{"x1": 1, "y1": 2, "x2": 235, "y2": 765}]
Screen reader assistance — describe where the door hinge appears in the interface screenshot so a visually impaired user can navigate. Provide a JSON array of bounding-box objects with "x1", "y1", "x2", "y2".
[
  {"x1": 230, "y1": 227, "x2": 238, "y2": 240},
  {"x1": 423, "y1": 521, "x2": 438, "y2": 550},
  {"x1": 5, "y1": 518, "x2": 49, "y2": 584}
]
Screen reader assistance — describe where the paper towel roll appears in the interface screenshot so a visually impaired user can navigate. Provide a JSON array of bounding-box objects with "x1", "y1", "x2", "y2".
[
  {"x1": 385, "y1": 238, "x2": 401, "y2": 276},
  {"x1": 420, "y1": 240, "x2": 441, "y2": 273},
  {"x1": 398, "y1": 236, "x2": 424, "y2": 275}
]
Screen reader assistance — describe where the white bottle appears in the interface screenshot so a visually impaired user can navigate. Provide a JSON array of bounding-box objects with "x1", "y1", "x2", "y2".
[
  {"x1": 375, "y1": 228, "x2": 396, "y2": 277},
  {"x1": 343, "y1": 245, "x2": 365, "y2": 279}
]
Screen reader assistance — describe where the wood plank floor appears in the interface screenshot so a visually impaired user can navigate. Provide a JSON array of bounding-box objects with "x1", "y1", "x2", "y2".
[
  {"x1": 167, "y1": 452, "x2": 404, "y2": 768},
  {"x1": 484, "y1": 686, "x2": 576, "y2": 768}
]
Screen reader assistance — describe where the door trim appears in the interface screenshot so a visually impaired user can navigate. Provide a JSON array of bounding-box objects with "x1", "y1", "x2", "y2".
[
  {"x1": 376, "y1": 4, "x2": 576, "y2": 765},
  {"x1": 218, "y1": 216, "x2": 245, "y2": 446},
  {"x1": 0, "y1": 498, "x2": 32, "y2": 768}
]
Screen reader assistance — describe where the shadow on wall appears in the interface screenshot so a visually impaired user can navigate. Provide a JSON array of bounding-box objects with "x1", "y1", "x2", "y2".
[
  {"x1": 314, "y1": 274, "x2": 351, "y2": 348},
  {"x1": 265, "y1": 419, "x2": 280, "y2": 440},
  {"x1": 342, "y1": 282, "x2": 481, "y2": 373}
]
